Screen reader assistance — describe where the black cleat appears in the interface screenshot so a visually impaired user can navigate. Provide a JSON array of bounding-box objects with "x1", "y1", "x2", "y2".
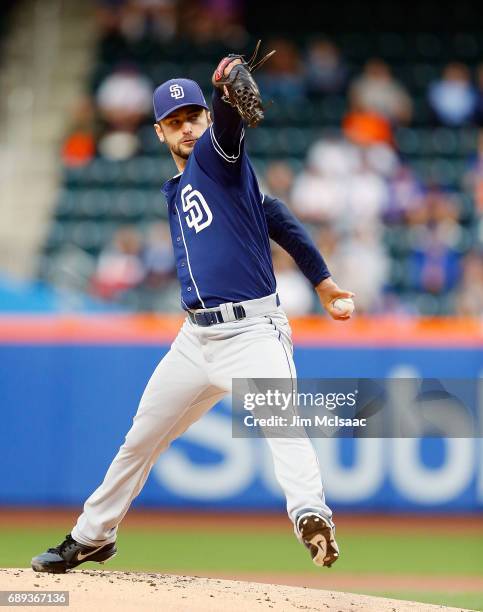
[
  {"x1": 297, "y1": 512, "x2": 340, "y2": 568},
  {"x1": 31, "y1": 534, "x2": 117, "y2": 574}
]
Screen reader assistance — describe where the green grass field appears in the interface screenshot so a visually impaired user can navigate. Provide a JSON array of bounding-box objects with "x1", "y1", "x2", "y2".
[{"x1": 1, "y1": 527, "x2": 482, "y2": 610}]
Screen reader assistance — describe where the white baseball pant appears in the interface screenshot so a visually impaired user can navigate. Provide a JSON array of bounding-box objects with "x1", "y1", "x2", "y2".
[{"x1": 72, "y1": 295, "x2": 332, "y2": 546}]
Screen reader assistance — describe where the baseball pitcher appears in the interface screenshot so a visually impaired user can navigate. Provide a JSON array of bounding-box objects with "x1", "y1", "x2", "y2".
[{"x1": 32, "y1": 43, "x2": 354, "y2": 574}]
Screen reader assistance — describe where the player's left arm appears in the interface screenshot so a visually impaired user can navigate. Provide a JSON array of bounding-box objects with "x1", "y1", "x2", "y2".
[
  {"x1": 209, "y1": 58, "x2": 245, "y2": 161},
  {"x1": 199, "y1": 46, "x2": 272, "y2": 172},
  {"x1": 209, "y1": 43, "x2": 273, "y2": 160},
  {"x1": 263, "y1": 194, "x2": 354, "y2": 320}
]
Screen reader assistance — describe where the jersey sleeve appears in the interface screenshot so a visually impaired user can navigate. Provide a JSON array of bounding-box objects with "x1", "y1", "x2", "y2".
[
  {"x1": 194, "y1": 88, "x2": 245, "y2": 181},
  {"x1": 210, "y1": 87, "x2": 245, "y2": 158},
  {"x1": 263, "y1": 193, "x2": 331, "y2": 286}
]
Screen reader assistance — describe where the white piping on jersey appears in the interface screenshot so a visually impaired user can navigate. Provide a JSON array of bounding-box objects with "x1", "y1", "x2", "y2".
[
  {"x1": 261, "y1": 192, "x2": 265, "y2": 203},
  {"x1": 174, "y1": 202, "x2": 206, "y2": 308},
  {"x1": 209, "y1": 125, "x2": 245, "y2": 163}
]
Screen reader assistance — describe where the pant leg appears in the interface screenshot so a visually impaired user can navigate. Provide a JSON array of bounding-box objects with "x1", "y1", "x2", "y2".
[
  {"x1": 72, "y1": 320, "x2": 225, "y2": 546},
  {"x1": 205, "y1": 309, "x2": 332, "y2": 525}
]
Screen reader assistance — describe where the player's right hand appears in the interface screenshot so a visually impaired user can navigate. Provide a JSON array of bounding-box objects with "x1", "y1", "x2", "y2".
[{"x1": 315, "y1": 277, "x2": 355, "y2": 321}]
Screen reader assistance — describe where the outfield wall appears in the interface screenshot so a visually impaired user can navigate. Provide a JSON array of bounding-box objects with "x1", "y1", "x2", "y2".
[{"x1": 1, "y1": 316, "x2": 482, "y2": 511}]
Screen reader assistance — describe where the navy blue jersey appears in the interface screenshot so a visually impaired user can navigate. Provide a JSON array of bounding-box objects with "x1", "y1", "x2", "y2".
[{"x1": 162, "y1": 89, "x2": 276, "y2": 309}]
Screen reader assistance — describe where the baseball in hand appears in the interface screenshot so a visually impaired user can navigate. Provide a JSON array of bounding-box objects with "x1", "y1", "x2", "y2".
[{"x1": 332, "y1": 297, "x2": 355, "y2": 316}]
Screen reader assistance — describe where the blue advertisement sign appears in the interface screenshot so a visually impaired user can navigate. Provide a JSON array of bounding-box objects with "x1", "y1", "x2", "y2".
[{"x1": 1, "y1": 343, "x2": 482, "y2": 511}]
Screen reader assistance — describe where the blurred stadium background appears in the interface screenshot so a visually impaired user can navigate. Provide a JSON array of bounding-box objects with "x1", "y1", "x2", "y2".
[{"x1": 0, "y1": 0, "x2": 482, "y2": 610}]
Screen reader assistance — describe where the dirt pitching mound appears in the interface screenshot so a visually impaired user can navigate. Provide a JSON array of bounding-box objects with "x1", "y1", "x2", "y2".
[{"x1": 1, "y1": 568, "x2": 472, "y2": 612}]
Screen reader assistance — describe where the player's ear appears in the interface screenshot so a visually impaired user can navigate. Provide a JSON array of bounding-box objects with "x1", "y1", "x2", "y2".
[
  {"x1": 206, "y1": 110, "x2": 213, "y2": 125},
  {"x1": 154, "y1": 122, "x2": 165, "y2": 143}
]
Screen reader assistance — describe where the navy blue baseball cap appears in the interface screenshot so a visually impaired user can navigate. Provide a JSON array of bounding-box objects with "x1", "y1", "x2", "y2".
[{"x1": 153, "y1": 78, "x2": 209, "y2": 122}]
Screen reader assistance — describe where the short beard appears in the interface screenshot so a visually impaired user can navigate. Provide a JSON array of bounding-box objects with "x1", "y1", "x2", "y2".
[{"x1": 170, "y1": 143, "x2": 191, "y2": 160}]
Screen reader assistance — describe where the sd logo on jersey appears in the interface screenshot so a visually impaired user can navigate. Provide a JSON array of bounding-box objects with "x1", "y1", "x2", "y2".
[{"x1": 181, "y1": 184, "x2": 213, "y2": 233}]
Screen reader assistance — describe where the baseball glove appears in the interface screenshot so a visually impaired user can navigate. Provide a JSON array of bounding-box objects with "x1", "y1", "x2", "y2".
[{"x1": 212, "y1": 40, "x2": 276, "y2": 128}]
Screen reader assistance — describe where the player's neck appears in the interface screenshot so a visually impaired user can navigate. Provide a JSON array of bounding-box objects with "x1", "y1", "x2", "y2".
[{"x1": 172, "y1": 152, "x2": 187, "y2": 173}]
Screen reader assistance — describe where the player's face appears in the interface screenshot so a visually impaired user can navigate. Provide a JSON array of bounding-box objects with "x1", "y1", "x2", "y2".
[{"x1": 155, "y1": 106, "x2": 211, "y2": 160}]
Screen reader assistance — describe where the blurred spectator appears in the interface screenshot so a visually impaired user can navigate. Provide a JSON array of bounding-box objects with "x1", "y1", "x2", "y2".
[
  {"x1": 179, "y1": 0, "x2": 247, "y2": 47},
  {"x1": 121, "y1": 0, "x2": 177, "y2": 43},
  {"x1": 327, "y1": 227, "x2": 389, "y2": 313},
  {"x1": 98, "y1": 131, "x2": 140, "y2": 161},
  {"x1": 95, "y1": 0, "x2": 127, "y2": 35},
  {"x1": 307, "y1": 138, "x2": 360, "y2": 177},
  {"x1": 96, "y1": 66, "x2": 152, "y2": 160},
  {"x1": 305, "y1": 38, "x2": 347, "y2": 95},
  {"x1": 141, "y1": 222, "x2": 176, "y2": 288},
  {"x1": 178, "y1": 2, "x2": 218, "y2": 45},
  {"x1": 96, "y1": 0, "x2": 177, "y2": 42},
  {"x1": 272, "y1": 245, "x2": 314, "y2": 316},
  {"x1": 455, "y1": 250, "x2": 483, "y2": 316},
  {"x1": 349, "y1": 59, "x2": 413, "y2": 124},
  {"x1": 473, "y1": 63, "x2": 483, "y2": 126},
  {"x1": 406, "y1": 186, "x2": 462, "y2": 296},
  {"x1": 258, "y1": 39, "x2": 306, "y2": 101},
  {"x1": 408, "y1": 226, "x2": 460, "y2": 295},
  {"x1": 428, "y1": 62, "x2": 476, "y2": 127},
  {"x1": 291, "y1": 139, "x2": 357, "y2": 223},
  {"x1": 385, "y1": 164, "x2": 424, "y2": 223},
  {"x1": 97, "y1": 66, "x2": 152, "y2": 131},
  {"x1": 262, "y1": 161, "x2": 295, "y2": 203},
  {"x1": 405, "y1": 184, "x2": 459, "y2": 227},
  {"x1": 291, "y1": 166, "x2": 345, "y2": 224},
  {"x1": 90, "y1": 226, "x2": 145, "y2": 300},
  {"x1": 342, "y1": 110, "x2": 393, "y2": 146},
  {"x1": 62, "y1": 96, "x2": 97, "y2": 168},
  {"x1": 363, "y1": 143, "x2": 399, "y2": 178},
  {"x1": 346, "y1": 162, "x2": 388, "y2": 227},
  {"x1": 315, "y1": 224, "x2": 338, "y2": 263},
  {"x1": 463, "y1": 129, "x2": 483, "y2": 215},
  {"x1": 291, "y1": 138, "x2": 387, "y2": 228}
]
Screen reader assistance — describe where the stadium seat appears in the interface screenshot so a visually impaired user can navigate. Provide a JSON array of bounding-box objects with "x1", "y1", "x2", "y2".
[
  {"x1": 395, "y1": 128, "x2": 421, "y2": 155},
  {"x1": 76, "y1": 189, "x2": 112, "y2": 219},
  {"x1": 430, "y1": 128, "x2": 459, "y2": 156}
]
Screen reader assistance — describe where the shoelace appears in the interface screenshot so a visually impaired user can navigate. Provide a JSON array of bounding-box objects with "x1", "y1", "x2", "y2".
[{"x1": 47, "y1": 534, "x2": 75, "y2": 554}]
